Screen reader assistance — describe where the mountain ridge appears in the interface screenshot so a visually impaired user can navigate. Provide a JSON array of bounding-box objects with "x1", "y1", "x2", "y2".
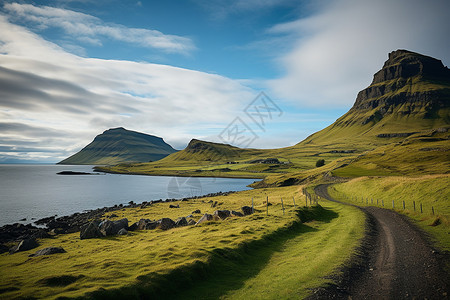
[{"x1": 58, "y1": 127, "x2": 178, "y2": 165}]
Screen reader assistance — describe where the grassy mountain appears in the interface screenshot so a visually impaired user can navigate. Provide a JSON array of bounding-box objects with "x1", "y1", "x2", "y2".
[
  {"x1": 58, "y1": 127, "x2": 178, "y2": 165},
  {"x1": 100, "y1": 50, "x2": 449, "y2": 179},
  {"x1": 296, "y1": 49, "x2": 450, "y2": 150}
]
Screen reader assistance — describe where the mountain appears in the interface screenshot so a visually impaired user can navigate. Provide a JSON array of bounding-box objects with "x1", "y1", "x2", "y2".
[
  {"x1": 58, "y1": 127, "x2": 178, "y2": 165},
  {"x1": 297, "y1": 49, "x2": 450, "y2": 150},
  {"x1": 99, "y1": 50, "x2": 449, "y2": 181}
]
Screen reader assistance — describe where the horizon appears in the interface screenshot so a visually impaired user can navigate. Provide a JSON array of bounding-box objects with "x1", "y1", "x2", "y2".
[{"x1": 0, "y1": 0, "x2": 449, "y2": 163}]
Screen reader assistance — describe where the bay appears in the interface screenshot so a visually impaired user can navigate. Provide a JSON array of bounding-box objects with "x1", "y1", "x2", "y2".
[{"x1": 0, "y1": 164, "x2": 257, "y2": 226}]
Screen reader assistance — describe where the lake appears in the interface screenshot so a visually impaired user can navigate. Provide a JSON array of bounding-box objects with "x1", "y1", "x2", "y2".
[{"x1": 0, "y1": 164, "x2": 257, "y2": 226}]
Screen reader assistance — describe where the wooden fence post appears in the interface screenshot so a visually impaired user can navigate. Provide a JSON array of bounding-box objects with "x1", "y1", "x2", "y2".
[
  {"x1": 382, "y1": 199, "x2": 384, "y2": 207},
  {"x1": 281, "y1": 197, "x2": 285, "y2": 215},
  {"x1": 403, "y1": 200, "x2": 405, "y2": 210},
  {"x1": 413, "y1": 201, "x2": 416, "y2": 211},
  {"x1": 420, "y1": 203, "x2": 423, "y2": 213},
  {"x1": 293, "y1": 196, "x2": 296, "y2": 208},
  {"x1": 392, "y1": 200, "x2": 395, "y2": 209},
  {"x1": 377, "y1": 199, "x2": 379, "y2": 205}
]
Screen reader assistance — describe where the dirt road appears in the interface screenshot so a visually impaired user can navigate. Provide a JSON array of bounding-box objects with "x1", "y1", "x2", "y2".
[{"x1": 312, "y1": 184, "x2": 449, "y2": 299}]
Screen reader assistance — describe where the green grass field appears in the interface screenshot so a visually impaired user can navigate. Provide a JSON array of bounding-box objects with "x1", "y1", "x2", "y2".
[
  {"x1": 0, "y1": 186, "x2": 365, "y2": 300},
  {"x1": 328, "y1": 175, "x2": 450, "y2": 251}
]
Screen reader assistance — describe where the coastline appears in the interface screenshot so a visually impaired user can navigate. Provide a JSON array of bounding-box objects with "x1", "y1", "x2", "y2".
[{"x1": 0, "y1": 190, "x2": 237, "y2": 246}]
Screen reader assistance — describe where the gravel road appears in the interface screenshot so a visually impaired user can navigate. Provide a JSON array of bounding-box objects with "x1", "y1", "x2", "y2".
[{"x1": 311, "y1": 184, "x2": 449, "y2": 299}]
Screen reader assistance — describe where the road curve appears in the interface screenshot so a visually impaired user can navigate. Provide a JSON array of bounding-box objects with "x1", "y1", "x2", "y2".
[{"x1": 312, "y1": 184, "x2": 449, "y2": 299}]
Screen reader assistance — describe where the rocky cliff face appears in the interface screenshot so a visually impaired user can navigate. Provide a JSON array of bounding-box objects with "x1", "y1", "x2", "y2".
[
  {"x1": 350, "y1": 50, "x2": 450, "y2": 123},
  {"x1": 299, "y1": 50, "x2": 450, "y2": 148}
]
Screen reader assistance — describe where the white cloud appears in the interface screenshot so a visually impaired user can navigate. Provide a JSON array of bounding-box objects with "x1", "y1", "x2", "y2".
[
  {"x1": 269, "y1": 0, "x2": 450, "y2": 107},
  {"x1": 0, "y1": 15, "x2": 254, "y2": 162},
  {"x1": 3, "y1": 2, "x2": 195, "y2": 54}
]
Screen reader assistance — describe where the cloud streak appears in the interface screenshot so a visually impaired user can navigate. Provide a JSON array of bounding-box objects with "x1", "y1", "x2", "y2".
[
  {"x1": 0, "y1": 14, "x2": 254, "y2": 162},
  {"x1": 3, "y1": 2, "x2": 195, "y2": 54},
  {"x1": 268, "y1": 0, "x2": 450, "y2": 107}
]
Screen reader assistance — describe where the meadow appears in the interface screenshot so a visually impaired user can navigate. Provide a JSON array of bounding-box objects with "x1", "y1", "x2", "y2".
[{"x1": 0, "y1": 186, "x2": 365, "y2": 299}]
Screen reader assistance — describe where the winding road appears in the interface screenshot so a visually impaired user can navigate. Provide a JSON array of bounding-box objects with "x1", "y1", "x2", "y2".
[{"x1": 313, "y1": 184, "x2": 449, "y2": 299}]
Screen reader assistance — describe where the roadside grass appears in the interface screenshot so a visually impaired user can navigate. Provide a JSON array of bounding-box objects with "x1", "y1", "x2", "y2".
[
  {"x1": 328, "y1": 175, "x2": 450, "y2": 251},
  {"x1": 0, "y1": 186, "x2": 365, "y2": 300}
]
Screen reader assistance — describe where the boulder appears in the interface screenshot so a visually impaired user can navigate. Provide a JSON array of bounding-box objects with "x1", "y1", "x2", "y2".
[
  {"x1": 0, "y1": 244, "x2": 9, "y2": 254},
  {"x1": 99, "y1": 218, "x2": 128, "y2": 236},
  {"x1": 231, "y1": 210, "x2": 244, "y2": 217},
  {"x1": 9, "y1": 238, "x2": 39, "y2": 254},
  {"x1": 241, "y1": 206, "x2": 253, "y2": 216},
  {"x1": 128, "y1": 222, "x2": 138, "y2": 231},
  {"x1": 175, "y1": 217, "x2": 188, "y2": 227},
  {"x1": 192, "y1": 209, "x2": 201, "y2": 214},
  {"x1": 117, "y1": 228, "x2": 128, "y2": 235},
  {"x1": 214, "y1": 210, "x2": 231, "y2": 220},
  {"x1": 187, "y1": 219, "x2": 196, "y2": 226},
  {"x1": 29, "y1": 246, "x2": 66, "y2": 257},
  {"x1": 195, "y1": 213, "x2": 213, "y2": 225},
  {"x1": 169, "y1": 204, "x2": 180, "y2": 208},
  {"x1": 186, "y1": 214, "x2": 194, "y2": 218},
  {"x1": 80, "y1": 222, "x2": 103, "y2": 239},
  {"x1": 135, "y1": 219, "x2": 158, "y2": 230},
  {"x1": 157, "y1": 218, "x2": 175, "y2": 230}
]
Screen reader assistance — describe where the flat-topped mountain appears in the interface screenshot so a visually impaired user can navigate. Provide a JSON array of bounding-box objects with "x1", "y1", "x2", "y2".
[
  {"x1": 299, "y1": 49, "x2": 450, "y2": 148},
  {"x1": 58, "y1": 127, "x2": 178, "y2": 165}
]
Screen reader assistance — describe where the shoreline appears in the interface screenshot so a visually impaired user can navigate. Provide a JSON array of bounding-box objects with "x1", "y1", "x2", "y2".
[
  {"x1": 0, "y1": 190, "x2": 238, "y2": 246},
  {"x1": 93, "y1": 166, "x2": 266, "y2": 180}
]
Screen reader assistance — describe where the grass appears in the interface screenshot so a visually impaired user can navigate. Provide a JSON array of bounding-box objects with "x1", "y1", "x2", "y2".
[
  {"x1": 0, "y1": 186, "x2": 365, "y2": 300},
  {"x1": 328, "y1": 175, "x2": 450, "y2": 251}
]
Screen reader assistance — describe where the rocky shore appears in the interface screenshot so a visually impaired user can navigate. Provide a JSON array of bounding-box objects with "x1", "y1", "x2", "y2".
[{"x1": 0, "y1": 191, "x2": 236, "y2": 253}]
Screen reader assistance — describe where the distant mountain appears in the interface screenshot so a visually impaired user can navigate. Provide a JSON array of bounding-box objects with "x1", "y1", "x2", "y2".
[
  {"x1": 58, "y1": 127, "x2": 178, "y2": 165},
  {"x1": 297, "y1": 49, "x2": 450, "y2": 149}
]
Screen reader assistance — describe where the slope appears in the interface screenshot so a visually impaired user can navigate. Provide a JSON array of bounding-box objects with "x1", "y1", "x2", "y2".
[{"x1": 58, "y1": 127, "x2": 178, "y2": 165}]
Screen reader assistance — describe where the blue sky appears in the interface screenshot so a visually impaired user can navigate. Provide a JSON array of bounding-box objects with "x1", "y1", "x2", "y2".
[{"x1": 0, "y1": 0, "x2": 449, "y2": 163}]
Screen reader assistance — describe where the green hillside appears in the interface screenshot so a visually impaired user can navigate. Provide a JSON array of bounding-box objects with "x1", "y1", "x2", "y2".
[
  {"x1": 100, "y1": 50, "x2": 449, "y2": 179},
  {"x1": 58, "y1": 127, "x2": 178, "y2": 165}
]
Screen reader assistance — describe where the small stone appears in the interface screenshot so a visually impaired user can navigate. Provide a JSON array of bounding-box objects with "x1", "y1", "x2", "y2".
[
  {"x1": 157, "y1": 218, "x2": 175, "y2": 230},
  {"x1": 241, "y1": 206, "x2": 253, "y2": 216},
  {"x1": 195, "y1": 213, "x2": 214, "y2": 225},
  {"x1": 214, "y1": 210, "x2": 231, "y2": 220},
  {"x1": 29, "y1": 246, "x2": 66, "y2": 257},
  {"x1": 117, "y1": 228, "x2": 128, "y2": 235},
  {"x1": 175, "y1": 217, "x2": 188, "y2": 227},
  {"x1": 9, "y1": 238, "x2": 39, "y2": 254}
]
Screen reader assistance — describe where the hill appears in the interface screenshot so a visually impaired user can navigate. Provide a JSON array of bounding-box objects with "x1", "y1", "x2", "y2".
[
  {"x1": 296, "y1": 49, "x2": 450, "y2": 150},
  {"x1": 58, "y1": 127, "x2": 178, "y2": 165},
  {"x1": 99, "y1": 50, "x2": 449, "y2": 179}
]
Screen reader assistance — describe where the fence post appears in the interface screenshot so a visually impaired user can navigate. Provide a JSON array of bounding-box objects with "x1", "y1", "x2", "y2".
[
  {"x1": 382, "y1": 199, "x2": 384, "y2": 207},
  {"x1": 293, "y1": 196, "x2": 296, "y2": 208},
  {"x1": 281, "y1": 197, "x2": 285, "y2": 215},
  {"x1": 266, "y1": 196, "x2": 269, "y2": 216},
  {"x1": 377, "y1": 199, "x2": 379, "y2": 205},
  {"x1": 420, "y1": 203, "x2": 423, "y2": 213},
  {"x1": 371, "y1": 198, "x2": 373, "y2": 204},
  {"x1": 432, "y1": 206, "x2": 434, "y2": 215},
  {"x1": 413, "y1": 201, "x2": 416, "y2": 211},
  {"x1": 403, "y1": 200, "x2": 405, "y2": 210},
  {"x1": 392, "y1": 200, "x2": 395, "y2": 209},
  {"x1": 252, "y1": 197, "x2": 254, "y2": 214}
]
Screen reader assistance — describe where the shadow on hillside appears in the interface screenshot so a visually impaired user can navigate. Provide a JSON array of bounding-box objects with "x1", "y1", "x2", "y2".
[{"x1": 81, "y1": 206, "x2": 338, "y2": 300}]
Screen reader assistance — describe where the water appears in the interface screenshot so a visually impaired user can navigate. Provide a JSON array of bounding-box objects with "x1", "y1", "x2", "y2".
[{"x1": 0, "y1": 164, "x2": 257, "y2": 226}]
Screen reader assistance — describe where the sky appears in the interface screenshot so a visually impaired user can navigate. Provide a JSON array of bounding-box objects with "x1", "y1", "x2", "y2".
[{"x1": 0, "y1": 0, "x2": 449, "y2": 163}]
